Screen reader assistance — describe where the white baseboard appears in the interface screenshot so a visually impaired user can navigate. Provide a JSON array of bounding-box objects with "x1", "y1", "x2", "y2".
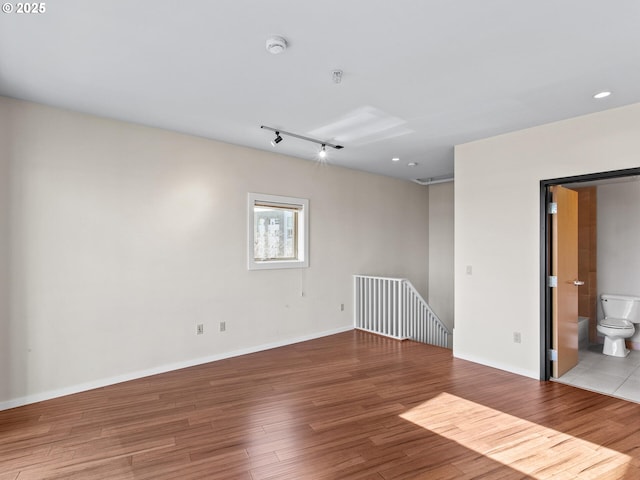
[
  {"x1": 453, "y1": 350, "x2": 540, "y2": 380},
  {"x1": 0, "y1": 326, "x2": 354, "y2": 412}
]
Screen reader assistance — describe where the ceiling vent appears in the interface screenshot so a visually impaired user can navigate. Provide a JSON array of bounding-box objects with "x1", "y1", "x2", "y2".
[{"x1": 413, "y1": 176, "x2": 454, "y2": 186}]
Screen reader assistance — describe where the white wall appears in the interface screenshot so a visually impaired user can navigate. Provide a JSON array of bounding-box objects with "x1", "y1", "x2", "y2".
[
  {"x1": 597, "y1": 180, "x2": 640, "y2": 299},
  {"x1": 0, "y1": 97, "x2": 429, "y2": 408},
  {"x1": 428, "y1": 182, "x2": 454, "y2": 332},
  {"x1": 454, "y1": 102, "x2": 640, "y2": 379},
  {"x1": 0, "y1": 100, "x2": 9, "y2": 405}
]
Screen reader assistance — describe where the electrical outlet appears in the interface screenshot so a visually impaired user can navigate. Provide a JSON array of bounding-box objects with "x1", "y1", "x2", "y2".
[
  {"x1": 197, "y1": 324, "x2": 204, "y2": 335},
  {"x1": 219, "y1": 321, "x2": 226, "y2": 332},
  {"x1": 513, "y1": 332, "x2": 521, "y2": 343}
]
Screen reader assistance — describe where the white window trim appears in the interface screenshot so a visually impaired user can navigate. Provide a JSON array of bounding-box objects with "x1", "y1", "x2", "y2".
[{"x1": 248, "y1": 193, "x2": 309, "y2": 270}]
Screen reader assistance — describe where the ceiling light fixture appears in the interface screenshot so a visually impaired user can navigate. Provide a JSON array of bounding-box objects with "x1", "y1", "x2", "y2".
[
  {"x1": 593, "y1": 91, "x2": 611, "y2": 99},
  {"x1": 407, "y1": 162, "x2": 418, "y2": 167},
  {"x1": 318, "y1": 144, "x2": 327, "y2": 158},
  {"x1": 270, "y1": 131, "x2": 283, "y2": 146},
  {"x1": 392, "y1": 157, "x2": 400, "y2": 162},
  {"x1": 260, "y1": 125, "x2": 344, "y2": 152}
]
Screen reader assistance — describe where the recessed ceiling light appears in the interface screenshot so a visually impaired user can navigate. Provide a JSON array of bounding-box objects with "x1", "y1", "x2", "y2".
[
  {"x1": 392, "y1": 157, "x2": 400, "y2": 162},
  {"x1": 593, "y1": 91, "x2": 611, "y2": 99},
  {"x1": 407, "y1": 162, "x2": 418, "y2": 167}
]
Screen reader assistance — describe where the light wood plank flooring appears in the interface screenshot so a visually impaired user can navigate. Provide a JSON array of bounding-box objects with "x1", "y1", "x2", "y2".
[{"x1": 1, "y1": 330, "x2": 640, "y2": 479}]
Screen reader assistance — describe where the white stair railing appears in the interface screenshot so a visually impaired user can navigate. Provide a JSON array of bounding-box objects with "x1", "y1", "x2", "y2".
[{"x1": 353, "y1": 275, "x2": 452, "y2": 348}]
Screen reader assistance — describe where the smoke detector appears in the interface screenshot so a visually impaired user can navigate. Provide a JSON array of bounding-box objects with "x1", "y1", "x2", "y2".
[{"x1": 266, "y1": 36, "x2": 287, "y2": 54}]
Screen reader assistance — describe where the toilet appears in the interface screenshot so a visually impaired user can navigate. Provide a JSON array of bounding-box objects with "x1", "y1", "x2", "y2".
[{"x1": 598, "y1": 294, "x2": 640, "y2": 357}]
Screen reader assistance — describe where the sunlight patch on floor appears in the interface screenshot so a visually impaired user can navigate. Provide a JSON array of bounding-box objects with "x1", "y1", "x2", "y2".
[{"x1": 400, "y1": 392, "x2": 631, "y2": 478}]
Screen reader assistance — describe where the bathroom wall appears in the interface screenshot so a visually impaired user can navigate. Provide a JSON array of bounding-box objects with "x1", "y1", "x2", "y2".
[
  {"x1": 597, "y1": 178, "x2": 640, "y2": 347},
  {"x1": 574, "y1": 187, "x2": 597, "y2": 343}
]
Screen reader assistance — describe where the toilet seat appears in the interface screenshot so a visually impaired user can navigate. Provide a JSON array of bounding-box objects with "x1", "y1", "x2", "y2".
[{"x1": 600, "y1": 318, "x2": 633, "y2": 329}]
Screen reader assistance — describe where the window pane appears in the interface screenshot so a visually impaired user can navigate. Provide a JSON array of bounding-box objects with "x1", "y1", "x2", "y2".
[
  {"x1": 248, "y1": 193, "x2": 308, "y2": 270},
  {"x1": 254, "y1": 206, "x2": 298, "y2": 261}
]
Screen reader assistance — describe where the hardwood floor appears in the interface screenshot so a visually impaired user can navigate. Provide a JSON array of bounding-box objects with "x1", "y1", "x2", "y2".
[{"x1": 1, "y1": 330, "x2": 640, "y2": 479}]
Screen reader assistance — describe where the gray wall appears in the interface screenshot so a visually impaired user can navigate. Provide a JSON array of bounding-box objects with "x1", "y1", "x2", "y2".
[
  {"x1": 0, "y1": 98, "x2": 9, "y2": 406},
  {"x1": 428, "y1": 182, "x2": 454, "y2": 332}
]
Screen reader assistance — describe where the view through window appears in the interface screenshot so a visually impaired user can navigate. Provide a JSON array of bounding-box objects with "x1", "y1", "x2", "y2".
[
  {"x1": 253, "y1": 203, "x2": 298, "y2": 261},
  {"x1": 248, "y1": 193, "x2": 309, "y2": 270}
]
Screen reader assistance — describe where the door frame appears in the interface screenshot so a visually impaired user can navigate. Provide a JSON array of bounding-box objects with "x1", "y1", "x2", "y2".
[{"x1": 540, "y1": 167, "x2": 640, "y2": 381}]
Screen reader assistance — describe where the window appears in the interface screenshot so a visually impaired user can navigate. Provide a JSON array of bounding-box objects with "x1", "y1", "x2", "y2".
[{"x1": 248, "y1": 193, "x2": 309, "y2": 270}]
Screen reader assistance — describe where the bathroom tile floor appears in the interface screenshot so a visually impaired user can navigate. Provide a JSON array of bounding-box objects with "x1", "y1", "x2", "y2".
[{"x1": 555, "y1": 344, "x2": 640, "y2": 403}]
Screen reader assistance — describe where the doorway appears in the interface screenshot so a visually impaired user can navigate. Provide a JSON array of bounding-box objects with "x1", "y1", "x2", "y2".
[{"x1": 540, "y1": 167, "x2": 640, "y2": 392}]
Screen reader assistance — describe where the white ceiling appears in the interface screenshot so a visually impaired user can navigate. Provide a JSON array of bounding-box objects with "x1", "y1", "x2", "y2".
[{"x1": 1, "y1": 0, "x2": 640, "y2": 182}]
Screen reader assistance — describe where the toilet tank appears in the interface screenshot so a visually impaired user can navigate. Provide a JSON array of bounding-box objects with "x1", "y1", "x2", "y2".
[{"x1": 601, "y1": 294, "x2": 640, "y2": 321}]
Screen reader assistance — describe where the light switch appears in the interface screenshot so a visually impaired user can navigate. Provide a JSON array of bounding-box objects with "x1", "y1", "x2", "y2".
[{"x1": 466, "y1": 265, "x2": 473, "y2": 275}]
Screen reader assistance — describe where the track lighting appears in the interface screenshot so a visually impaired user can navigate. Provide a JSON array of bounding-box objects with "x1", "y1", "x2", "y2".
[
  {"x1": 260, "y1": 126, "x2": 344, "y2": 155},
  {"x1": 271, "y1": 132, "x2": 283, "y2": 147}
]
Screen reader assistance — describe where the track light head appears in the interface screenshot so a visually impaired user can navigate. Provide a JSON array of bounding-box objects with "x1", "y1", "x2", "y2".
[
  {"x1": 318, "y1": 144, "x2": 327, "y2": 159},
  {"x1": 271, "y1": 132, "x2": 283, "y2": 147}
]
